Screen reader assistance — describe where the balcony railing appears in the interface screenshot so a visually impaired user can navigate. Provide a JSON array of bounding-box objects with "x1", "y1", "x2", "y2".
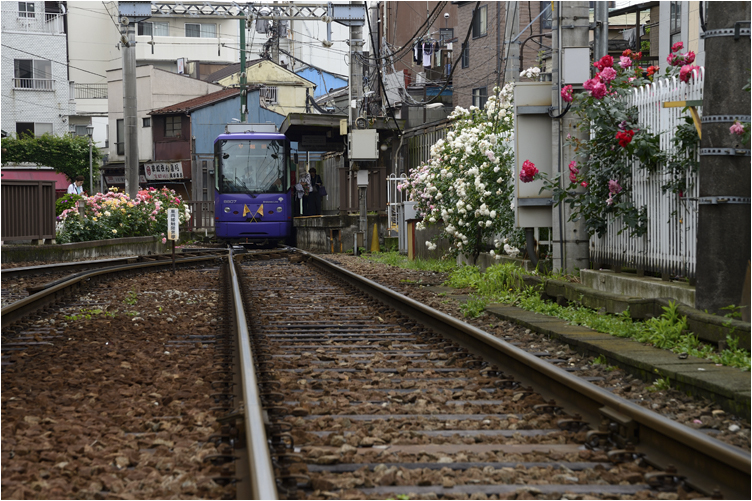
[
  {"x1": 13, "y1": 78, "x2": 55, "y2": 91},
  {"x1": 2, "y1": 11, "x2": 65, "y2": 34},
  {"x1": 75, "y1": 83, "x2": 108, "y2": 99}
]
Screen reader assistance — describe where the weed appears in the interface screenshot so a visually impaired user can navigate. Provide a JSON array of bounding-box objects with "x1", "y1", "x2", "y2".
[
  {"x1": 649, "y1": 377, "x2": 672, "y2": 392},
  {"x1": 364, "y1": 251, "x2": 456, "y2": 273},
  {"x1": 592, "y1": 355, "x2": 608, "y2": 366},
  {"x1": 721, "y1": 304, "x2": 743, "y2": 320},
  {"x1": 460, "y1": 295, "x2": 486, "y2": 318},
  {"x1": 63, "y1": 308, "x2": 115, "y2": 321},
  {"x1": 123, "y1": 289, "x2": 138, "y2": 306}
]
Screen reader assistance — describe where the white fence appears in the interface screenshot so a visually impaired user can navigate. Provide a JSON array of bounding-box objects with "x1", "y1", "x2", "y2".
[{"x1": 590, "y1": 69, "x2": 704, "y2": 279}]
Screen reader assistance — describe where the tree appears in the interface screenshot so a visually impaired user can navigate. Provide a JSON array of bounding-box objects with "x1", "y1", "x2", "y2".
[{"x1": 1, "y1": 133, "x2": 102, "y2": 194}]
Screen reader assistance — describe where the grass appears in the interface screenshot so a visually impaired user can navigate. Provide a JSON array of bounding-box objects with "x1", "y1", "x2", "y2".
[
  {"x1": 354, "y1": 253, "x2": 751, "y2": 371},
  {"x1": 362, "y1": 251, "x2": 456, "y2": 273}
]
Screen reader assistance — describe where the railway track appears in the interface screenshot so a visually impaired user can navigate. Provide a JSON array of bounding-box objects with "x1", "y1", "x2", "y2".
[
  {"x1": 229, "y1": 250, "x2": 749, "y2": 500},
  {"x1": 1, "y1": 248, "x2": 749, "y2": 499}
]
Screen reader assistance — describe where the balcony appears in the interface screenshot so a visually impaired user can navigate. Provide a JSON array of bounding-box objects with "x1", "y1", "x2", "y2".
[
  {"x1": 2, "y1": 12, "x2": 65, "y2": 35},
  {"x1": 75, "y1": 83, "x2": 108, "y2": 99},
  {"x1": 13, "y1": 78, "x2": 55, "y2": 91}
]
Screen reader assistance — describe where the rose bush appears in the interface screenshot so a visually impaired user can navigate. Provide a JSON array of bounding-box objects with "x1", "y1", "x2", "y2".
[
  {"x1": 400, "y1": 84, "x2": 524, "y2": 262},
  {"x1": 56, "y1": 187, "x2": 191, "y2": 243},
  {"x1": 523, "y1": 44, "x2": 701, "y2": 238}
]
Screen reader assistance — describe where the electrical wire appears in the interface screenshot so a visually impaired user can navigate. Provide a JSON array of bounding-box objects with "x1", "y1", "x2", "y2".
[
  {"x1": 372, "y1": 1, "x2": 448, "y2": 63},
  {"x1": 2, "y1": 44, "x2": 108, "y2": 81},
  {"x1": 365, "y1": 6, "x2": 401, "y2": 137}
]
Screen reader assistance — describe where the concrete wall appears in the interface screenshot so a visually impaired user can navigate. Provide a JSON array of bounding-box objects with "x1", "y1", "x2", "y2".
[{"x1": 294, "y1": 214, "x2": 390, "y2": 254}]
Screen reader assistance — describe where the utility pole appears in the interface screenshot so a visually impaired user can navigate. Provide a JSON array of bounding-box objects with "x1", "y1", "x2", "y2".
[
  {"x1": 240, "y1": 18, "x2": 247, "y2": 122},
  {"x1": 551, "y1": 1, "x2": 590, "y2": 273},
  {"x1": 272, "y1": 20, "x2": 280, "y2": 64},
  {"x1": 122, "y1": 18, "x2": 139, "y2": 199},
  {"x1": 695, "y1": 2, "x2": 751, "y2": 316},
  {"x1": 503, "y1": 1, "x2": 520, "y2": 86}
]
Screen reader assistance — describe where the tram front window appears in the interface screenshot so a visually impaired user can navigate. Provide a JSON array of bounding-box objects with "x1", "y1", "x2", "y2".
[{"x1": 219, "y1": 139, "x2": 286, "y2": 193}]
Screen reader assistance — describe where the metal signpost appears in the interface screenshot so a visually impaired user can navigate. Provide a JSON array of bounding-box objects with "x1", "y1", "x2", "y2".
[{"x1": 167, "y1": 208, "x2": 179, "y2": 275}]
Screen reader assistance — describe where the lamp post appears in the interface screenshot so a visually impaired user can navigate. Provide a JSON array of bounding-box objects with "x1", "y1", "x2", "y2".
[{"x1": 86, "y1": 125, "x2": 94, "y2": 195}]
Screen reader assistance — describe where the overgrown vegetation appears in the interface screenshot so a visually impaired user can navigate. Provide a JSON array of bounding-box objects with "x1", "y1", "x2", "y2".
[
  {"x1": 363, "y1": 251, "x2": 456, "y2": 274},
  {"x1": 445, "y1": 263, "x2": 750, "y2": 371}
]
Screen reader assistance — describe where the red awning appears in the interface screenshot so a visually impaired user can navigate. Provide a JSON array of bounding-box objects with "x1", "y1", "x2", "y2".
[{"x1": 1, "y1": 169, "x2": 70, "y2": 190}]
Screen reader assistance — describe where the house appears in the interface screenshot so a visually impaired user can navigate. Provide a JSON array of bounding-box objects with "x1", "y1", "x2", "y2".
[
  {"x1": 295, "y1": 67, "x2": 348, "y2": 100},
  {"x1": 203, "y1": 59, "x2": 317, "y2": 117},
  {"x1": 148, "y1": 87, "x2": 284, "y2": 202},
  {"x1": 1, "y1": 0, "x2": 72, "y2": 139},
  {"x1": 104, "y1": 65, "x2": 223, "y2": 194}
]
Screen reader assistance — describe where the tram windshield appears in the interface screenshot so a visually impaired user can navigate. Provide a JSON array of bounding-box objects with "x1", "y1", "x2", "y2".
[{"x1": 217, "y1": 139, "x2": 287, "y2": 194}]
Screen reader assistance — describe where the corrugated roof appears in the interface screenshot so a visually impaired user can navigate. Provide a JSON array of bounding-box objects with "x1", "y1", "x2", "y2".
[{"x1": 149, "y1": 88, "x2": 241, "y2": 115}]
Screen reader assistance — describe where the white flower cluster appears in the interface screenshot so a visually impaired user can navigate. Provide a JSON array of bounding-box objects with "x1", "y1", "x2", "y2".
[
  {"x1": 401, "y1": 83, "x2": 523, "y2": 258},
  {"x1": 520, "y1": 66, "x2": 542, "y2": 80}
]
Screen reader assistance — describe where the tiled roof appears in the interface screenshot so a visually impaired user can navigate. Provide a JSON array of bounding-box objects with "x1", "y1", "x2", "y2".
[
  {"x1": 203, "y1": 59, "x2": 263, "y2": 83},
  {"x1": 149, "y1": 88, "x2": 241, "y2": 115}
]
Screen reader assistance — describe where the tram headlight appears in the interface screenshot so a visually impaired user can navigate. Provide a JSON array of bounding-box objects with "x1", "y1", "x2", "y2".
[
  {"x1": 277, "y1": 206, "x2": 283, "y2": 212},
  {"x1": 224, "y1": 207, "x2": 231, "y2": 213}
]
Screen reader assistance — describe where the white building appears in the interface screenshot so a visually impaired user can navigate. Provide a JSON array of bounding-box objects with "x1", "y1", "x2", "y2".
[{"x1": 1, "y1": 1, "x2": 73, "y2": 138}]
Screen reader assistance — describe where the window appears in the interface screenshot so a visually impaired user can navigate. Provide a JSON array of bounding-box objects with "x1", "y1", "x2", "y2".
[
  {"x1": 13, "y1": 59, "x2": 53, "y2": 90},
  {"x1": 18, "y1": 2, "x2": 35, "y2": 18},
  {"x1": 74, "y1": 125, "x2": 89, "y2": 136},
  {"x1": 540, "y1": 2, "x2": 552, "y2": 29},
  {"x1": 670, "y1": 1, "x2": 682, "y2": 46},
  {"x1": 138, "y1": 21, "x2": 169, "y2": 36},
  {"x1": 461, "y1": 42, "x2": 469, "y2": 68},
  {"x1": 261, "y1": 86, "x2": 278, "y2": 105},
  {"x1": 185, "y1": 23, "x2": 216, "y2": 38},
  {"x1": 16, "y1": 122, "x2": 52, "y2": 137},
  {"x1": 142, "y1": 117, "x2": 151, "y2": 128},
  {"x1": 439, "y1": 28, "x2": 454, "y2": 41},
  {"x1": 472, "y1": 87, "x2": 488, "y2": 108},
  {"x1": 472, "y1": 5, "x2": 487, "y2": 38},
  {"x1": 116, "y1": 119, "x2": 124, "y2": 155},
  {"x1": 165, "y1": 116, "x2": 181, "y2": 137}
]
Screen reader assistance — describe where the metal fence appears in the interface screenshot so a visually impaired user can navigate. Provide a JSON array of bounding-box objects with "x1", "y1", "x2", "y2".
[
  {"x1": 75, "y1": 83, "x2": 108, "y2": 99},
  {"x1": 185, "y1": 201, "x2": 214, "y2": 231},
  {"x1": 2, "y1": 11, "x2": 65, "y2": 34},
  {"x1": 1, "y1": 180, "x2": 56, "y2": 242},
  {"x1": 590, "y1": 69, "x2": 704, "y2": 279}
]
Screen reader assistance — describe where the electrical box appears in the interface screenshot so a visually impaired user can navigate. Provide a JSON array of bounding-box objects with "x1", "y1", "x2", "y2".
[
  {"x1": 357, "y1": 169, "x2": 369, "y2": 187},
  {"x1": 514, "y1": 82, "x2": 553, "y2": 228},
  {"x1": 118, "y1": 1, "x2": 151, "y2": 19},
  {"x1": 562, "y1": 47, "x2": 591, "y2": 85},
  {"x1": 349, "y1": 129, "x2": 378, "y2": 160},
  {"x1": 403, "y1": 201, "x2": 418, "y2": 221}
]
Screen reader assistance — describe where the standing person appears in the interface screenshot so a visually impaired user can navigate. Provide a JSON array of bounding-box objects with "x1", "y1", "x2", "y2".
[
  {"x1": 309, "y1": 168, "x2": 323, "y2": 216},
  {"x1": 298, "y1": 167, "x2": 311, "y2": 216},
  {"x1": 67, "y1": 176, "x2": 85, "y2": 195}
]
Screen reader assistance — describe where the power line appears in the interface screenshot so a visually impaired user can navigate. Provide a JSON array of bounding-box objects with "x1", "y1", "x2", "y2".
[{"x1": 1, "y1": 45, "x2": 109, "y2": 81}]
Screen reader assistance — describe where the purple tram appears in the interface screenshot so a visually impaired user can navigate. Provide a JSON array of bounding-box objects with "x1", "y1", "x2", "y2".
[{"x1": 214, "y1": 126, "x2": 294, "y2": 245}]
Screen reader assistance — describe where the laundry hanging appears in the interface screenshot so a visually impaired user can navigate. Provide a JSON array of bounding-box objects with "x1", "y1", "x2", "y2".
[{"x1": 422, "y1": 40, "x2": 434, "y2": 68}]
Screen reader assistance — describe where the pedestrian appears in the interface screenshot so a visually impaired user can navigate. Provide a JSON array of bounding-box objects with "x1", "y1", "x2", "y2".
[
  {"x1": 297, "y1": 166, "x2": 311, "y2": 216},
  {"x1": 67, "y1": 175, "x2": 85, "y2": 195},
  {"x1": 308, "y1": 168, "x2": 323, "y2": 216}
]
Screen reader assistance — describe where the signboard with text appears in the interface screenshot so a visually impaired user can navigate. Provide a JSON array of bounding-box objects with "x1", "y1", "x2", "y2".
[
  {"x1": 167, "y1": 208, "x2": 180, "y2": 241},
  {"x1": 144, "y1": 162, "x2": 184, "y2": 181}
]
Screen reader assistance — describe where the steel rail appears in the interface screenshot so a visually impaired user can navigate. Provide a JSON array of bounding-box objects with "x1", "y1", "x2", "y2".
[
  {"x1": 228, "y1": 250, "x2": 278, "y2": 500},
  {"x1": 1, "y1": 253, "x2": 227, "y2": 329},
  {"x1": 302, "y1": 250, "x2": 751, "y2": 500}
]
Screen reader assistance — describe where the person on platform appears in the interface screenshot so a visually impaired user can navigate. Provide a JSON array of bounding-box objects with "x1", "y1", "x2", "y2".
[
  {"x1": 67, "y1": 175, "x2": 85, "y2": 195},
  {"x1": 308, "y1": 168, "x2": 323, "y2": 216}
]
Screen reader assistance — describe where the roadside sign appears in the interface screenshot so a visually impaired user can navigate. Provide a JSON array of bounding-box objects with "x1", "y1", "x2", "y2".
[{"x1": 167, "y1": 208, "x2": 180, "y2": 241}]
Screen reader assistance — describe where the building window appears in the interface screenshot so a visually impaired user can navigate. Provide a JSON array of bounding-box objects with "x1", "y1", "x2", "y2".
[
  {"x1": 116, "y1": 119, "x2": 124, "y2": 155},
  {"x1": 165, "y1": 116, "x2": 181, "y2": 137},
  {"x1": 670, "y1": 1, "x2": 682, "y2": 46},
  {"x1": 472, "y1": 87, "x2": 488, "y2": 108},
  {"x1": 138, "y1": 21, "x2": 169, "y2": 36},
  {"x1": 143, "y1": 117, "x2": 151, "y2": 128},
  {"x1": 461, "y1": 42, "x2": 469, "y2": 68},
  {"x1": 13, "y1": 59, "x2": 53, "y2": 90},
  {"x1": 16, "y1": 122, "x2": 52, "y2": 137},
  {"x1": 185, "y1": 23, "x2": 216, "y2": 38},
  {"x1": 439, "y1": 28, "x2": 454, "y2": 41},
  {"x1": 261, "y1": 86, "x2": 278, "y2": 105},
  {"x1": 472, "y1": 5, "x2": 487, "y2": 38},
  {"x1": 18, "y1": 2, "x2": 35, "y2": 18},
  {"x1": 540, "y1": 2, "x2": 552, "y2": 29},
  {"x1": 74, "y1": 125, "x2": 89, "y2": 136}
]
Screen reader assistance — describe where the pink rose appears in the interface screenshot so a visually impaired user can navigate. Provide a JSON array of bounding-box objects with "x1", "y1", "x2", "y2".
[
  {"x1": 568, "y1": 160, "x2": 579, "y2": 174},
  {"x1": 729, "y1": 121, "x2": 745, "y2": 135},
  {"x1": 600, "y1": 67, "x2": 617, "y2": 83},
  {"x1": 520, "y1": 160, "x2": 539, "y2": 183},
  {"x1": 679, "y1": 65, "x2": 699, "y2": 83},
  {"x1": 583, "y1": 77, "x2": 598, "y2": 91},
  {"x1": 671, "y1": 41, "x2": 684, "y2": 53},
  {"x1": 162, "y1": 237, "x2": 167, "y2": 244},
  {"x1": 684, "y1": 51, "x2": 695, "y2": 64},
  {"x1": 569, "y1": 171, "x2": 578, "y2": 184},
  {"x1": 581, "y1": 181, "x2": 588, "y2": 188},
  {"x1": 608, "y1": 179, "x2": 622, "y2": 194},
  {"x1": 590, "y1": 82, "x2": 608, "y2": 99},
  {"x1": 619, "y1": 56, "x2": 632, "y2": 69},
  {"x1": 561, "y1": 85, "x2": 573, "y2": 103}
]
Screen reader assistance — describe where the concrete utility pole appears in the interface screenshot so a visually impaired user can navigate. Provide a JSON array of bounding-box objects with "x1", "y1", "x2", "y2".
[
  {"x1": 240, "y1": 18, "x2": 247, "y2": 122},
  {"x1": 551, "y1": 1, "x2": 590, "y2": 273},
  {"x1": 122, "y1": 19, "x2": 139, "y2": 199},
  {"x1": 350, "y1": 20, "x2": 367, "y2": 247},
  {"x1": 503, "y1": 1, "x2": 520, "y2": 86},
  {"x1": 593, "y1": 1, "x2": 609, "y2": 61},
  {"x1": 695, "y1": 2, "x2": 751, "y2": 316}
]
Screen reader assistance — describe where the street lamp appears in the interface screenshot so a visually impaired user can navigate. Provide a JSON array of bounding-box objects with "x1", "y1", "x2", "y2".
[{"x1": 86, "y1": 125, "x2": 94, "y2": 195}]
